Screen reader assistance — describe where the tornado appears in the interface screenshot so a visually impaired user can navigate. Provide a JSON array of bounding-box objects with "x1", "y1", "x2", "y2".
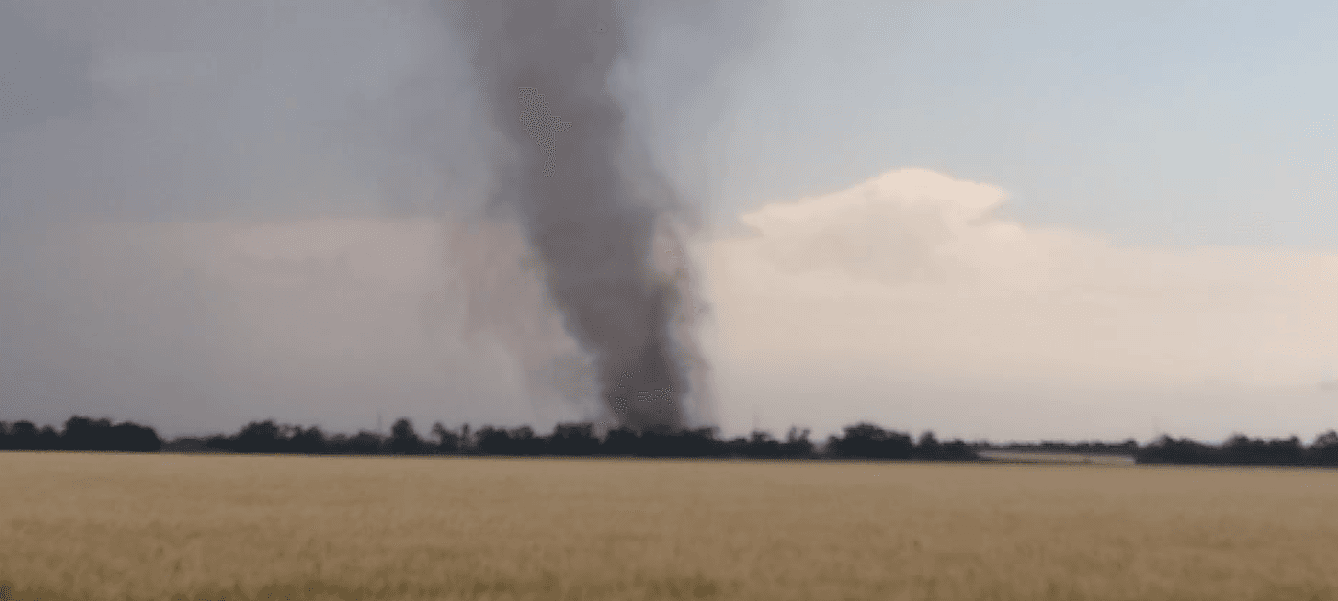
[{"x1": 451, "y1": 0, "x2": 708, "y2": 432}]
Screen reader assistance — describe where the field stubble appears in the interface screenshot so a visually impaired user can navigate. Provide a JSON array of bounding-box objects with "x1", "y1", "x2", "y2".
[{"x1": 1, "y1": 453, "x2": 1336, "y2": 600}]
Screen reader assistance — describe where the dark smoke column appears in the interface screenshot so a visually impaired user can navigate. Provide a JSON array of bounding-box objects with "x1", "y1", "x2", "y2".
[{"x1": 455, "y1": 0, "x2": 706, "y2": 432}]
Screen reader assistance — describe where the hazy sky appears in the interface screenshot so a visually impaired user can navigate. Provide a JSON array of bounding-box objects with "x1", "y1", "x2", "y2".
[{"x1": 1, "y1": 0, "x2": 1335, "y2": 443}]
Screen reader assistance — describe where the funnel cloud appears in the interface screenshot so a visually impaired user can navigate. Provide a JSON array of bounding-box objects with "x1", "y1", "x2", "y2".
[{"x1": 451, "y1": 1, "x2": 711, "y2": 432}]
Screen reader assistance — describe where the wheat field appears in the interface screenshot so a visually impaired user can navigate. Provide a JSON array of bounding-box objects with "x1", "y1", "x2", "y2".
[{"x1": 1, "y1": 452, "x2": 1336, "y2": 601}]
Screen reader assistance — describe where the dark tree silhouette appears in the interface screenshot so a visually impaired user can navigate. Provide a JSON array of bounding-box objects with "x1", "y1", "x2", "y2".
[
  {"x1": 472, "y1": 425, "x2": 543, "y2": 455},
  {"x1": 58, "y1": 416, "x2": 162, "y2": 452},
  {"x1": 9, "y1": 421, "x2": 39, "y2": 449},
  {"x1": 474, "y1": 426, "x2": 505, "y2": 455},
  {"x1": 460, "y1": 423, "x2": 473, "y2": 453},
  {"x1": 430, "y1": 422, "x2": 461, "y2": 453},
  {"x1": 779, "y1": 427, "x2": 814, "y2": 458},
  {"x1": 61, "y1": 416, "x2": 113, "y2": 450},
  {"x1": 1, "y1": 421, "x2": 64, "y2": 450},
  {"x1": 515, "y1": 426, "x2": 546, "y2": 455},
  {"x1": 549, "y1": 423, "x2": 600, "y2": 456},
  {"x1": 337, "y1": 431, "x2": 385, "y2": 455},
  {"x1": 1137, "y1": 435, "x2": 1219, "y2": 464},
  {"x1": 109, "y1": 422, "x2": 161, "y2": 452},
  {"x1": 914, "y1": 431, "x2": 941, "y2": 460},
  {"x1": 911, "y1": 431, "x2": 977, "y2": 461},
  {"x1": 743, "y1": 430, "x2": 782, "y2": 458},
  {"x1": 233, "y1": 420, "x2": 284, "y2": 453},
  {"x1": 1221, "y1": 434, "x2": 1303, "y2": 465},
  {"x1": 1311, "y1": 430, "x2": 1338, "y2": 465},
  {"x1": 829, "y1": 422, "x2": 913, "y2": 459},
  {"x1": 289, "y1": 426, "x2": 328, "y2": 455},
  {"x1": 16, "y1": 410, "x2": 1338, "y2": 467},
  {"x1": 390, "y1": 418, "x2": 425, "y2": 455},
  {"x1": 679, "y1": 427, "x2": 726, "y2": 457},
  {"x1": 938, "y1": 438, "x2": 976, "y2": 461},
  {"x1": 601, "y1": 427, "x2": 641, "y2": 456},
  {"x1": 36, "y1": 425, "x2": 61, "y2": 450}
]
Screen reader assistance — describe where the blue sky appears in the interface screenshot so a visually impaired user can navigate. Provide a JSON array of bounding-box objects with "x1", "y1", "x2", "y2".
[
  {"x1": 694, "y1": 0, "x2": 1337, "y2": 248},
  {"x1": 5, "y1": 0, "x2": 1334, "y2": 244}
]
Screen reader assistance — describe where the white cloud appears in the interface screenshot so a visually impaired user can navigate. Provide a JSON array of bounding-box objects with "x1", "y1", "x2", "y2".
[
  {"x1": 2, "y1": 168, "x2": 1336, "y2": 442},
  {"x1": 702, "y1": 168, "x2": 1338, "y2": 441}
]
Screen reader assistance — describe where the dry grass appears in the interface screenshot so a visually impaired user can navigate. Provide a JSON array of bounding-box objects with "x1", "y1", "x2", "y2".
[{"x1": 1, "y1": 452, "x2": 1337, "y2": 600}]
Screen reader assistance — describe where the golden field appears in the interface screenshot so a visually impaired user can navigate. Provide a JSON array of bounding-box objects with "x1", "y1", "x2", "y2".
[{"x1": 2, "y1": 452, "x2": 1337, "y2": 601}]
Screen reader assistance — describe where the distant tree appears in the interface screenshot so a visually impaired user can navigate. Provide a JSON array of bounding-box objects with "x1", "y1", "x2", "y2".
[
  {"x1": 10, "y1": 421, "x2": 39, "y2": 449},
  {"x1": 909, "y1": 431, "x2": 977, "y2": 461},
  {"x1": 614, "y1": 427, "x2": 726, "y2": 458},
  {"x1": 333, "y1": 431, "x2": 384, "y2": 455},
  {"x1": 939, "y1": 438, "x2": 976, "y2": 461},
  {"x1": 204, "y1": 434, "x2": 234, "y2": 452},
  {"x1": 636, "y1": 430, "x2": 676, "y2": 457},
  {"x1": 0, "y1": 421, "x2": 11, "y2": 450},
  {"x1": 390, "y1": 418, "x2": 425, "y2": 455},
  {"x1": 233, "y1": 420, "x2": 284, "y2": 453},
  {"x1": 830, "y1": 422, "x2": 913, "y2": 460},
  {"x1": 475, "y1": 426, "x2": 511, "y2": 455},
  {"x1": 549, "y1": 423, "x2": 599, "y2": 456},
  {"x1": 688, "y1": 427, "x2": 727, "y2": 457},
  {"x1": 470, "y1": 425, "x2": 542, "y2": 455},
  {"x1": 1137, "y1": 435, "x2": 1218, "y2": 464},
  {"x1": 289, "y1": 426, "x2": 328, "y2": 455},
  {"x1": 1221, "y1": 434, "x2": 1302, "y2": 466},
  {"x1": 62, "y1": 416, "x2": 114, "y2": 450},
  {"x1": 36, "y1": 425, "x2": 61, "y2": 450},
  {"x1": 601, "y1": 428, "x2": 640, "y2": 456},
  {"x1": 1131, "y1": 433, "x2": 1337, "y2": 466},
  {"x1": 1222, "y1": 434, "x2": 1254, "y2": 464},
  {"x1": 323, "y1": 433, "x2": 345, "y2": 451},
  {"x1": 914, "y1": 431, "x2": 941, "y2": 460},
  {"x1": 430, "y1": 422, "x2": 460, "y2": 454},
  {"x1": 722, "y1": 436, "x2": 750, "y2": 457},
  {"x1": 1310, "y1": 430, "x2": 1338, "y2": 466},
  {"x1": 1271, "y1": 436, "x2": 1305, "y2": 465},
  {"x1": 780, "y1": 427, "x2": 814, "y2": 458},
  {"x1": 743, "y1": 430, "x2": 782, "y2": 458},
  {"x1": 507, "y1": 426, "x2": 544, "y2": 455},
  {"x1": 52, "y1": 416, "x2": 160, "y2": 452},
  {"x1": 110, "y1": 422, "x2": 161, "y2": 452}
]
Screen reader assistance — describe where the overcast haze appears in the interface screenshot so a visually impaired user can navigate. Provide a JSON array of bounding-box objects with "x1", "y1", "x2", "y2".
[{"x1": 1, "y1": 0, "x2": 1335, "y2": 444}]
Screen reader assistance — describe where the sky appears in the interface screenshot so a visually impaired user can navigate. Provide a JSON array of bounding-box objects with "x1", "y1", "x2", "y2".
[{"x1": 1, "y1": 0, "x2": 1335, "y2": 444}]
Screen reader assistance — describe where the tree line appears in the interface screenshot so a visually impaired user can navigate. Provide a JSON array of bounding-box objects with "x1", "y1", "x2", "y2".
[
  {"x1": 1135, "y1": 432, "x2": 1338, "y2": 466},
  {"x1": 0, "y1": 417, "x2": 161, "y2": 452},
  {"x1": 5, "y1": 415, "x2": 1338, "y2": 466},
  {"x1": 190, "y1": 418, "x2": 985, "y2": 460}
]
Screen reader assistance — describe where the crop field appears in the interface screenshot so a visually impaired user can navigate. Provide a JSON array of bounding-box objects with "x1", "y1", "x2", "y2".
[{"x1": 2, "y1": 452, "x2": 1337, "y2": 601}]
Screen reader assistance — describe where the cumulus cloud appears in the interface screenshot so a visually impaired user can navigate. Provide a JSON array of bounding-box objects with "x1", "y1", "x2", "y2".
[{"x1": 702, "y1": 168, "x2": 1338, "y2": 441}]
